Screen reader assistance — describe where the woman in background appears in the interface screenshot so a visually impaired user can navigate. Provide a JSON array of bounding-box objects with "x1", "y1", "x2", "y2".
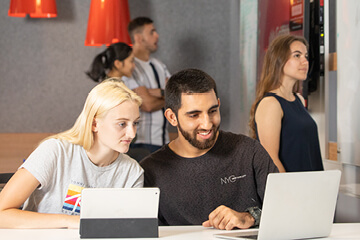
[
  {"x1": 86, "y1": 42, "x2": 135, "y2": 82},
  {"x1": 0, "y1": 79, "x2": 143, "y2": 228},
  {"x1": 249, "y1": 34, "x2": 324, "y2": 172}
]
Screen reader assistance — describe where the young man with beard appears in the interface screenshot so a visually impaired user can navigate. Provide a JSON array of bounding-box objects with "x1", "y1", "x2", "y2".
[{"x1": 140, "y1": 69, "x2": 278, "y2": 230}]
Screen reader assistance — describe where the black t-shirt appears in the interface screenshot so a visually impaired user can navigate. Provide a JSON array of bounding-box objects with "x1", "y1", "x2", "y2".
[{"x1": 140, "y1": 131, "x2": 278, "y2": 225}]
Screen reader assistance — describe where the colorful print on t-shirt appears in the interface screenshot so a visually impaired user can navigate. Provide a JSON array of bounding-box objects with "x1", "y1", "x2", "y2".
[{"x1": 62, "y1": 184, "x2": 84, "y2": 214}]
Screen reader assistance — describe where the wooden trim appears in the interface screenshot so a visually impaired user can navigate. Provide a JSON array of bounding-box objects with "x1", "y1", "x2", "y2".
[
  {"x1": 328, "y1": 141, "x2": 338, "y2": 161},
  {"x1": 0, "y1": 133, "x2": 53, "y2": 173},
  {"x1": 329, "y1": 52, "x2": 337, "y2": 71}
]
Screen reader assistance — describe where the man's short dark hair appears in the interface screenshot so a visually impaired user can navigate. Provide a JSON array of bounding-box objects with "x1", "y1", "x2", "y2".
[
  {"x1": 128, "y1": 17, "x2": 153, "y2": 42},
  {"x1": 165, "y1": 68, "x2": 218, "y2": 114}
]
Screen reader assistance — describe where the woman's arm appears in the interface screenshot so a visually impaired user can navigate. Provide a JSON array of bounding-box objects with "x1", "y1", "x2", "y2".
[
  {"x1": 255, "y1": 97, "x2": 286, "y2": 172},
  {"x1": 147, "y1": 88, "x2": 164, "y2": 98},
  {"x1": 0, "y1": 168, "x2": 79, "y2": 228}
]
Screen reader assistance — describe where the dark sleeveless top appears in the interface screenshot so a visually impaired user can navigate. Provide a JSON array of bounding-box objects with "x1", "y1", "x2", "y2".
[{"x1": 255, "y1": 92, "x2": 324, "y2": 172}]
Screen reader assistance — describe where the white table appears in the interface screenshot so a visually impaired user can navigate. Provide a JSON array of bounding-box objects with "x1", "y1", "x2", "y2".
[{"x1": 0, "y1": 223, "x2": 359, "y2": 239}]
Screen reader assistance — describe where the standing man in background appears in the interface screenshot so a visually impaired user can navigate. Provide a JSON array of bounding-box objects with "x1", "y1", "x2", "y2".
[{"x1": 123, "y1": 17, "x2": 171, "y2": 156}]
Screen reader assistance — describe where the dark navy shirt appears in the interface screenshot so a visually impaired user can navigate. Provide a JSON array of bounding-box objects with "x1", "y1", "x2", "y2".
[
  {"x1": 140, "y1": 131, "x2": 278, "y2": 225},
  {"x1": 255, "y1": 93, "x2": 324, "y2": 172}
]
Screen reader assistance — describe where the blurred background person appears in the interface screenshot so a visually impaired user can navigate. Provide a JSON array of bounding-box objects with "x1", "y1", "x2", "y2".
[
  {"x1": 249, "y1": 34, "x2": 324, "y2": 172},
  {"x1": 123, "y1": 17, "x2": 171, "y2": 157},
  {"x1": 86, "y1": 42, "x2": 134, "y2": 82}
]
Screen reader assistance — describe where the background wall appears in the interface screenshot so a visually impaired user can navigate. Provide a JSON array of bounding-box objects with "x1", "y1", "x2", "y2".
[
  {"x1": 0, "y1": 0, "x2": 244, "y2": 134},
  {"x1": 334, "y1": 0, "x2": 360, "y2": 223},
  {"x1": 0, "y1": 1, "x2": 98, "y2": 133}
]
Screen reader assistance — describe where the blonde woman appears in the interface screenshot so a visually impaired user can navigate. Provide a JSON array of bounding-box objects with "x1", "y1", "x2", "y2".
[
  {"x1": 0, "y1": 78, "x2": 144, "y2": 228},
  {"x1": 249, "y1": 35, "x2": 323, "y2": 172}
]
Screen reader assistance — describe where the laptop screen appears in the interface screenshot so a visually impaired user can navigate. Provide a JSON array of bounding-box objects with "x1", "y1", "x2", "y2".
[{"x1": 214, "y1": 170, "x2": 341, "y2": 240}]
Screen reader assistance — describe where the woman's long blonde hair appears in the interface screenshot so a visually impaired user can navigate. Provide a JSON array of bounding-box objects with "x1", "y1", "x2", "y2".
[
  {"x1": 45, "y1": 78, "x2": 142, "y2": 150},
  {"x1": 249, "y1": 34, "x2": 308, "y2": 138}
]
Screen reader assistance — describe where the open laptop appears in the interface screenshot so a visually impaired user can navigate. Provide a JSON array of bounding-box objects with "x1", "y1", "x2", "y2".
[
  {"x1": 214, "y1": 170, "x2": 341, "y2": 240},
  {"x1": 79, "y1": 187, "x2": 160, "y2": 238}
]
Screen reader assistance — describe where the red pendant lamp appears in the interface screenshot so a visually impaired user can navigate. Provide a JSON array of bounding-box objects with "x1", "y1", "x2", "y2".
[
  {"x1": 8, "y1": 0, "x2": 57, "y2": 18},
  {"x1": 85, "y1": 0, "x2": 131, "y2": 47}
]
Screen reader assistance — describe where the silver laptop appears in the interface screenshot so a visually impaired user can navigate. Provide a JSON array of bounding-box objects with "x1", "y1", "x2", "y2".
[
  {"x1": 79, "y1": 187, "x2": 160, "y2": 238},
  {"x1": 214, "y1": 170, "x2": 341, "y2": 240}
]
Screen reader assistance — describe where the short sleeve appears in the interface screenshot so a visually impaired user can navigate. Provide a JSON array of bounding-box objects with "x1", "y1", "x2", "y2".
[{"x1": 20, "y1": 139, "x2": 60, "y2": 190}]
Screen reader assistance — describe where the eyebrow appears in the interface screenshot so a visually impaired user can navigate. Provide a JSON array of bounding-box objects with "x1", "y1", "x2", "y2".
[
  {"x1": 291, "y1": 50, "x2": 308, "y2": 55},
  {"x1": 185, "y1": 104, "x2": 219, "y2": 115},
  {"x1": 115, "y1": 116, "x2": 140, "y2": 121}
]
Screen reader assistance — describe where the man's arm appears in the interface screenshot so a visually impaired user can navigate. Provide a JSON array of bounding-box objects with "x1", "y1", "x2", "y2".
[
  {"x1": 202, "y1": 205, "x2": 255, "y2": 230},
  {"x1": 133, "y1": 86, "x2": 164, "y2": 112},
  {"x1": 147, "y1": 88, "x2": 164, "y2": 98}
]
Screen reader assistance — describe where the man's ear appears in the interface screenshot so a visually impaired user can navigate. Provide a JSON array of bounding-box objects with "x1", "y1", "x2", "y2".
[
  {"x1": 164, "y1": 108, "x2": 178, "y2": 127},
  {"x1": 133, "y1": 33, "x2": 142, "y2": 44},
  {"x1": 218, "y1": 98, "x2": 221, "y2": 107}
]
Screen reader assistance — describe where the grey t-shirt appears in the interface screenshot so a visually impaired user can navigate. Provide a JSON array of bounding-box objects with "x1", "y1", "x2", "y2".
[{"x1": 21, "y1": 138, "x2": 144, "y2": 215}]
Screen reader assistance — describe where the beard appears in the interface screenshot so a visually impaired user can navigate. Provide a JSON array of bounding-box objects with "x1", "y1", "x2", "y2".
[{"x1": 177, "y1": 122, "x2": 220, "y2": 150}]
